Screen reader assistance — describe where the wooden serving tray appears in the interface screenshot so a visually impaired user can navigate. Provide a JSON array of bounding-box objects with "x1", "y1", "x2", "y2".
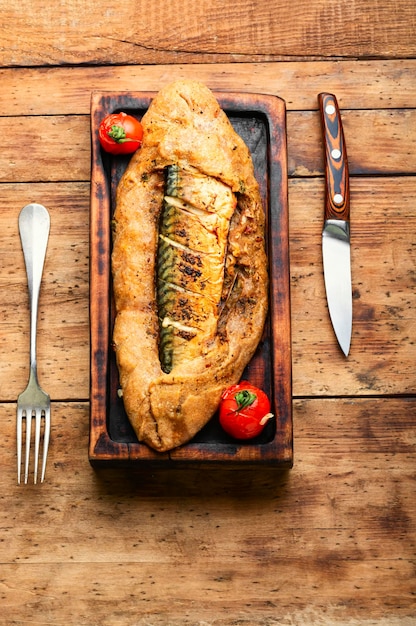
[{"x1": 89, "y1": 90, "x2": 292, "y2": 468}]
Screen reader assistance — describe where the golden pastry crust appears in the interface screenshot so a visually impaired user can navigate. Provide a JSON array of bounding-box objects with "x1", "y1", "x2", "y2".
[{"x1": 112, "y1": 80, "x2": 268, "y2": 452}]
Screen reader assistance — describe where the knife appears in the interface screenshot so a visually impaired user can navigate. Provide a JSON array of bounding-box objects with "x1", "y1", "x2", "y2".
[{"x1": 318, "y1": 92, "x2": 352, "y2": 356}]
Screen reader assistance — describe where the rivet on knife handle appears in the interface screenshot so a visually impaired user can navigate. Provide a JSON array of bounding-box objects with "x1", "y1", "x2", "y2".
[{"x1": 318, "y1": 93, "x2": 350, "y2": 222}]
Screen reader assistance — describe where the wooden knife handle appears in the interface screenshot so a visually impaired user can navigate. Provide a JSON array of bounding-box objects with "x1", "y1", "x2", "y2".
[{"x1": 318, "y1": 93, "x2": 350, "y2": 222}]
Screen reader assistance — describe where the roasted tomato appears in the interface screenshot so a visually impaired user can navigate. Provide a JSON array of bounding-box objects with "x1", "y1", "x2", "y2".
[
  {"x1": 98, "y1": 112, "x2": 143, "y2": 155},
  {"x1": 219, "y1": 381, "x2": 274, "y2": 440}
]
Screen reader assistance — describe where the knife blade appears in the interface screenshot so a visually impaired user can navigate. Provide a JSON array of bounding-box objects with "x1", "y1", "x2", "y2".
[{"x1": 318, "y1": 92, "x2": 352, "y2": 356}]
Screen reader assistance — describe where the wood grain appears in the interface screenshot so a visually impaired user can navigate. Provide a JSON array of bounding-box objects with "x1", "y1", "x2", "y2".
[
  {"x1": 1, "y1": 60, "x2": 416, "y2": 116},
  {"x1": 1, "y1": 398, "x2": 415, "y2": 623},
  {"x1": 1, "y1": 175, "x2": 414, "y2": 401},
  {"x1": 0, "y1": 46, "x2": 415, "y2": 625},
  {"x1": 1, "y1": 0, "x2": 415, "y2": 66},
  {"x1": 2, "y1": 109, "x2": 415, "y2": 184},
  {"x1": 0, "y1": 183, "x2": 89, "y2": 401},
  {"x1": 288, "y1": 109, "x2": 416, "y2": 177},
  {"x1": 290, "y1": 176, "x2": 416, "y2": 396}
]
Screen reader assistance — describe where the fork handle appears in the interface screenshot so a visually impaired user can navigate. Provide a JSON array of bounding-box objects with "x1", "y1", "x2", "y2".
[{"x1": 19, "y1": 204, "x2": 50, "y2": 380}]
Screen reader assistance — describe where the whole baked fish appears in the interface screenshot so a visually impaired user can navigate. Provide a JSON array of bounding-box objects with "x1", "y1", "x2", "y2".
[{"x1": 112, "y1": 80, "x2": 268, "y2": 452}]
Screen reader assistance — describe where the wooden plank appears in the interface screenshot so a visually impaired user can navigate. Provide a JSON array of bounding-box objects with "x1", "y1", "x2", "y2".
[
  {"x1": 1, "y1": 60, "x2": 415, "y2": 115},
  {"x1": 1, "y1": 0, "x2": 416, "y2": 66},
  {"x1": 1, "y1": 109, "x2": 416, "y2": 184},
  {"x1": 0, "y1": 175, "x2": 414, "y2": 402},
  {"x1": 0, "y1": 398, "x2": 415, "y2": 623},
  {"x1": 0, "y1": 116, "x2": 90, "y2": 183},
  {"x1": 288, "y1": 109, "x2": 416, "y2": 176},
  {"x1": 0, "y1": 183, "x2": 89, "y2": 401},
  {"x1": 0, "y1": 561, "x2": 414, "y2": 624},
  {"x1": 290, "y1": 176, "x2": 416, "y2": 396}
]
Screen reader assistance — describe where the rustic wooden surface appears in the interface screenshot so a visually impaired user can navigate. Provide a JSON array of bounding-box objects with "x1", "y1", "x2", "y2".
[{"x1": 0, "y1": 0, "x2": 415, "y2": 624}]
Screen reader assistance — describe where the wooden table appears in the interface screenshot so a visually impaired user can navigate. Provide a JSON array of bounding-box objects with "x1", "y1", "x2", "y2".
[{"x1": 1, "y1": 1, "x2": 415, "y2": 624}]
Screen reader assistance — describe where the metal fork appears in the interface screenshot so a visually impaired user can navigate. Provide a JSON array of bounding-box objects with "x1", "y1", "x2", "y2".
[{"x1": 17, "y1": 203, "x2": 51, "y2": 484}]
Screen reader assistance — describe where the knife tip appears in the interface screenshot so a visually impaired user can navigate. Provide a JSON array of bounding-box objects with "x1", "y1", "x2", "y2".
[{"x1": 340, "y1": 341, "x2": 350, "y2": 357}]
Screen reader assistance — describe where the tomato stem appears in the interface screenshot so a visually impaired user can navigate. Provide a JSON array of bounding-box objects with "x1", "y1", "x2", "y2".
[
  {"x1": 234, "y1": 389, "x2": 256, "y2": 410},
  {"x1": 108, "y1": 124, "x2": 140, "y2": 144}
]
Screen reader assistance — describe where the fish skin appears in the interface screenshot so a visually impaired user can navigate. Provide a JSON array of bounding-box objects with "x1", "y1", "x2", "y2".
[{"x1": 157, "y1": 165, "x2": 236, "y2": 373}]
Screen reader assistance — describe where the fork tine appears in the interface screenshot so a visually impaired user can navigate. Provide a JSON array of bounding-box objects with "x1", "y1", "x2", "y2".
[
  {"x1": 33, "y1": 409, "x2": 42, "y2": 484},
  {"x1": 24, "y1": 410, "x2": 32, "y2": 485},
  {"x1": 17, "y1": 408, "x2": 23, "y2": 485},
  {"x1": 40, "y1": 408, "x2": 51, "y2": 484},
  {"x1": 17, "y1": 405, "x2": 51, "y2": 484}
]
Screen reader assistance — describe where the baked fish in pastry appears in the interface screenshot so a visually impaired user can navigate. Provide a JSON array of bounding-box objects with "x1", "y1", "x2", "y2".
[{"x1": 112, "y1": 79, "x2": 269, "y2": 452}]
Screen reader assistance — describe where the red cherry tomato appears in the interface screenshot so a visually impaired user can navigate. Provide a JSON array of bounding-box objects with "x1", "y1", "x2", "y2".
[
  {"x1": 98, "y1": 112, "x2": 143, "y2": 155},
  {"x1": 219, "y1": 381, "x2": 274, "y2": 440}
]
